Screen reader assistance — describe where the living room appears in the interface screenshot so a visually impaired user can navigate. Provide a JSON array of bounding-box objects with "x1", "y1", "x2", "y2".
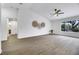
[{"x1": 0, "y1": 3, "x2": 79, "y2": 55}]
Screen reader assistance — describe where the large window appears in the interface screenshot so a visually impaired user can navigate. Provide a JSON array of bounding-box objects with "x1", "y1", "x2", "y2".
[{"x1": 61, "y1": 20, "x2": 79, "y2": 32}]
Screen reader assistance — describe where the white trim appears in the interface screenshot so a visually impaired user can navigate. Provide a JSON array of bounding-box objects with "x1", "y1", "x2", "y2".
[
  {"x1": 18, "y1": 33, "x2": 48, "y2": 39},
  {"x1": 0, "y1": 48, "x2": 2, "y2": 54}
]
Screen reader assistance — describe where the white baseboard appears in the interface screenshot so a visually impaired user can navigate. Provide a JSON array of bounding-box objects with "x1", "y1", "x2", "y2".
[{"x1": 18, "y1": 33, "x2": 48, "y2": 39}]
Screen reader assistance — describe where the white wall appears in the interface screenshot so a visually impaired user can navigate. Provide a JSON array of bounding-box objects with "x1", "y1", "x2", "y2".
[
  {"x1": 18, "y1": 8, "x2": 51, "y2": 38},
  {"x1": 0, "y1": 3, "x2": 2, "y2": 54},
  {"x1": 51, "y1": 15, "x2": 79, "y2": 38},
  {"x1": 2, "y1": 8, "x2": 18, "y2": 18},
  {"x1": 1, "y1": 7, "x2": 18, "y2": 41}
]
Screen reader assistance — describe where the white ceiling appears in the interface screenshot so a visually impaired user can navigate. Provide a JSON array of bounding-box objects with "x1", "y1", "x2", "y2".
[
  {"x1": 1, "y1": 3, "x2": 32, "y2": 9},
  {"x1": 1, "y1": 3, "x2": 79, "y2": 20}
]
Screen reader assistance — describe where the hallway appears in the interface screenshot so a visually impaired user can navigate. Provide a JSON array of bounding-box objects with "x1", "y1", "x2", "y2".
[{"x1": 1, "y1": 35, "x2": 79, "y2": 55}]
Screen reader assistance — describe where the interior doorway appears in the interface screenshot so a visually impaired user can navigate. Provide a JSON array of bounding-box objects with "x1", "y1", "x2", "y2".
[{"x1": 7, "y1": 18, "x2": 17, "y2": 37}]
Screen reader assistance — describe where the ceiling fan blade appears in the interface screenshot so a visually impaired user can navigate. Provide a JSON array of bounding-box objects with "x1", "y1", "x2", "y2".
[
  {"x1": 50, "y1": 12, "x2": 55, "y2": 16},
  {"x1": 53, "y1": 13, "x2": 56, "y2": 15},
  {"x1": 57, "y1": 14, "x2": 59, "y2": 16},
  {"x1": 56, "y1": 9, "x2": 61, "y2": 13},
  {"x1": 58, "y1": 12, "x2": 64, "y2": 14}
]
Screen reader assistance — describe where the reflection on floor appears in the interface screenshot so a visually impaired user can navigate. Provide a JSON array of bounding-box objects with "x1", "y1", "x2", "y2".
[{"x1": 1, "y1": 35, "x2": 79, "y2": 55}]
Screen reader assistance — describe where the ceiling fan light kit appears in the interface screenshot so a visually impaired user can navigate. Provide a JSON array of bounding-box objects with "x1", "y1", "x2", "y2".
[{"x1": 50, "y1": 9, "x2": 64, "y2": 16}]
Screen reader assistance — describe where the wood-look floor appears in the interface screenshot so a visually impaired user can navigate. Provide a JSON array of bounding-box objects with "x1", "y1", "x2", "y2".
[{"x1": 1, "y1": 35, "x2": 79, "y2": 55}]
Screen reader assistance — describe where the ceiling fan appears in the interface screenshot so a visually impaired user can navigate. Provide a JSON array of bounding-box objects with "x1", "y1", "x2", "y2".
[{"x1": 51, "y1": 9, "x2": 64, "y2": 16}]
